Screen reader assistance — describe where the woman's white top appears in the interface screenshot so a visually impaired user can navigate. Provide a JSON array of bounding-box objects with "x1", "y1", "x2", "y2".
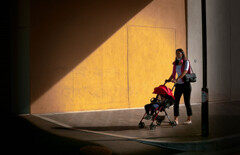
[{"x1": 176, "y1": 60, "x2": 190, "y2": 84}]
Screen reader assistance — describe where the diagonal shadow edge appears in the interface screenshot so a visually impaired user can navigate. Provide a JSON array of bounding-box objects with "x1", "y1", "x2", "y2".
[{"x1": 30, "y1": 0, "x2": 153, "y2": 106}]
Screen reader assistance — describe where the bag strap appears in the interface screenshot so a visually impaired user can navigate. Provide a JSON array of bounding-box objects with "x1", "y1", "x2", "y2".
[
  {"x1": 190, "y1": 65, "x2": 194, "y2": 73},
  {"x1": 189, "y1": 60, "x2": 194, "y2": 73}
]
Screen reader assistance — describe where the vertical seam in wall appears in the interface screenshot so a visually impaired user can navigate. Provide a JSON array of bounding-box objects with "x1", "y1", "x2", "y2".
[
  {"x1": 229, "y1": 0, "x2": 232, "y2": 101},
  {"x1": 185, "y1": 0, "x2": 188, "y2": 56},
  {"x1": 175, "y1": 29, "x2": 176, "y2": 50},
  {"x1": 102, "y1": 41, "x2": 104, "y2": 107},
  {"x1": 127, "y1": 26, "x2": 130, "y2": 108},
  {"x1": 73, "y1": 69, "x2": 75, "y2": 109}
]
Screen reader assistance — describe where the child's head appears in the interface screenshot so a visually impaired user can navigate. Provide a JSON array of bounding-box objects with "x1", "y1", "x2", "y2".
[{"x1": 160, "y1": 95, "x2": 166, "y2": 102}]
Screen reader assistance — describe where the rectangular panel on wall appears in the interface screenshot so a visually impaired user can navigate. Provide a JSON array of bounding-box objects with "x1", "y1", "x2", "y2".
[
  {"x1": 73, "y1": 28, "x2": 128, "y2": 111},
  {"x1": 101, "y1": 28, "x2": 128, "y2": 109},
  {"x1": 128, "y1": 26, "x2": 175, "y2": 107}
]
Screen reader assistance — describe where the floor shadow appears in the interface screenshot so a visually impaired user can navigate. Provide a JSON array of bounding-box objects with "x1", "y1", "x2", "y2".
[
  {"x1": 53, "y1": 125, "x2": 142, "y2": 131},
  {"x1": 53, "y1": 123, "x2": 176, "y2": 131},
  {"x1": 74, "y1": 126, "x2": 141, "y2": 131},
  {"x1": 209, "y1": 114, "x2": 240, "y2": 137},
  {"x1": 4, "y1": 115, "x2": 102, "y2": 155}
]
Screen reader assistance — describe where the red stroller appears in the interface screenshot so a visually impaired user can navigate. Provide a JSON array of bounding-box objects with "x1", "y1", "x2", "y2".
[{"x1": 138, "y1": 83, "x2": 177, "y2": 130}]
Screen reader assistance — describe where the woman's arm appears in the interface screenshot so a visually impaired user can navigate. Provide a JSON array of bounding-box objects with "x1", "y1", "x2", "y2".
[
  {"x1": 175, "y1": 60, "x2": 189, "y2": 83},
  {"x1": 166, "y1": 75, "x2": 173, "y2": 82},
  {"x1": 176, "y1": 70, "x2": 188, "y2": 82}
]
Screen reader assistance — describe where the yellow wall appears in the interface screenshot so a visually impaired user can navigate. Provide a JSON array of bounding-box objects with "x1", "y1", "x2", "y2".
[
  {"x1": 30, "y1": 0, "x2": 186, "y2": 114},
  {"x1": 128, "y1": 26, "x2": 176, "y2": 107}
]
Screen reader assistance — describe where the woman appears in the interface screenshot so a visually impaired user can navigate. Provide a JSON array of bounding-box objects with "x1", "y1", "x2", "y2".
[{"x1": 165, "y1": 48, "x2": 192, "y2": 125}]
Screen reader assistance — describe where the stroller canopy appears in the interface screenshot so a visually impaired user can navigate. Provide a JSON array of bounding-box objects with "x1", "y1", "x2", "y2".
[{"x1": 153, "y1": 85, "x2": 175, "y2": 100}]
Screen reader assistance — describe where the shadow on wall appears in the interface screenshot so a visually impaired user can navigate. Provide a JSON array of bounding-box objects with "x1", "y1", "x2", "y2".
[{"x1": 30, "y1": 0, "x2": 153, "y2": 103}]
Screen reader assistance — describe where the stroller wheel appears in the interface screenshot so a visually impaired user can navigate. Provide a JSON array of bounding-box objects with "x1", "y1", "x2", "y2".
[
  {"x1": 158, "y1": 115, "x2": 165, "y2": 120},
  {"x1": 156, "y1": 120, "x2": 162, "y2": 125},
  {"x1": 138, "y1": 122, "x2": 145, "y2": 128},
  {"x1": 150, "y1": 123, "x2": 156, "y2": 130},
  {"x1": 156, "y1": 115, "x2": 165, "y2": 125},
  {"x1": 156, "y1": 117, "x2": 162, "y2": 125},
  {"x1": 170, "y1": 121, "x2": 177, "y2": 127},
  {"x1": 173, "y1": 121, "x2": 177, "y2": 126}
]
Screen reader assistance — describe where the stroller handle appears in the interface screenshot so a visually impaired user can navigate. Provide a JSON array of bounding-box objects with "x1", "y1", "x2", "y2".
[
  {"x1": 171, "y1": 83, "x2": 176, "y2": 91},
  {"x1": 164, "y1": 80, "x2": 176, "y2": 91}
]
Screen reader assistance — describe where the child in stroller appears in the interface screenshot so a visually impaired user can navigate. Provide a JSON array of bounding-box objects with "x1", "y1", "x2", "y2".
[
  {"x1": 144, "y1": 94, "x2": 164, "y2": 120},
  {"x1": 139, "y1": 83, "x2": 177, "y2": 130}
]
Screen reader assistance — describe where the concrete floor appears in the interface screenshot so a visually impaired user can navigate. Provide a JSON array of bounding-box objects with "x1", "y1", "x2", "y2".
[{"x1": 5, "y1": 102, "x2": 240, "y2": 154}]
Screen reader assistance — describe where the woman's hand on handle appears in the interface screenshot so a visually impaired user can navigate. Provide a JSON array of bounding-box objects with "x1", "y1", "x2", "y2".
[
  {"x1": 165, "y1": 79, "x2": 171, "y2": 85},
  {"x1": 166, "y1": 79, "x2": 177, "y2": 83},
  {"x1": 165, "y1": 79, "x2": 170, "y2": 83}
]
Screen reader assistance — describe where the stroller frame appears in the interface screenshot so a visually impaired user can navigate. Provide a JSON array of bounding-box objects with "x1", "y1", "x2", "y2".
[{"x1": 138, "y1": 83, "x2": 177, "y2": 130}]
